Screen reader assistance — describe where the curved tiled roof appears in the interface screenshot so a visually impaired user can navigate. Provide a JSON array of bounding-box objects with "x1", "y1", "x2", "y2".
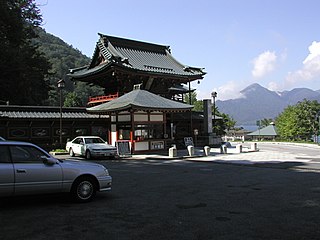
[
  {"x1": 0, "y1": 110, "x2": 107, "y2": 119},
  {"x1": 87, "y1": 89, "x2": 193, "y2": 113},
  {"x1": 69, "y1": 34, "x2": 205, "y2": 79}
]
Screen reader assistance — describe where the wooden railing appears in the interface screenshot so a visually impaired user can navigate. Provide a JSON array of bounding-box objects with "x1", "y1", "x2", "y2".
[{"x1": 87, "y1": 93, "x2": 119, "y2": 106}]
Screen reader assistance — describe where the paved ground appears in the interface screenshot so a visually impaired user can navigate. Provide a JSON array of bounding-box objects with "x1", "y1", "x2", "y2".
[
  {"x1": 128, "y1": 142, "x2": 320, "y2": 168},
  {"x1": 1, "y1": 142, "x2": 320, "y2": 240}
]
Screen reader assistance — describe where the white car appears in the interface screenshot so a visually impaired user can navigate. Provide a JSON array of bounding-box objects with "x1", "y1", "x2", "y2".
[{"x1": 66, "y1": 136, "x2": 118, "y2": 159}]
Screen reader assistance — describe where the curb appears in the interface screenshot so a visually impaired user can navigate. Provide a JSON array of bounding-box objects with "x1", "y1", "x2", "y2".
[{"x1": 50, "y1": 152, "x2": 68, "y2": 156}]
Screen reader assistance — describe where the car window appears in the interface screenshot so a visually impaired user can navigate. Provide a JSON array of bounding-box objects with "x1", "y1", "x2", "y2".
[
  {"x1": 0, "y1": 146, "x2": 11, "y2": 163},
  {"x1": 85, "y1": 138, "x2": 104, "y2": 144},
  {"x1": 10, "y1": 145, "x2": 48, "y2": 163},
  {"x1": 73, "y1": 138, "x2": 83, "y2": 144}
]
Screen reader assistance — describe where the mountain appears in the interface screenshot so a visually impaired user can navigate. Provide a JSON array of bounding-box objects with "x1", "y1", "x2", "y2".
[
  {"x1": 216, "y1": 83, "x2": 320, "y2": 125},
  {"x1": 35, "y1": 27, "x2": 91, "y2": 91},
  {"x1": 32, "y1": 28, "x2": 104, "y2": 106},
  {"x1": 279, "y1": 88, "x2": 320, "y2": 105}
]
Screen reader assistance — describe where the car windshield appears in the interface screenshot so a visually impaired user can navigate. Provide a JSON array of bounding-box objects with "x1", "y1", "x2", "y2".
[{"x1": 84, "y1": 137, "x2": 105, "y2": 144}]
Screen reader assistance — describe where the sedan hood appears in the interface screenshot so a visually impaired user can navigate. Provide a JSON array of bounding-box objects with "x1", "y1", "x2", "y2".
[
  {"x1": 61, "y1": 159, "x2": 105, "y2": 168},
  {"x1": 87, "y1": 143, "x2": 116, "y2": 150}
]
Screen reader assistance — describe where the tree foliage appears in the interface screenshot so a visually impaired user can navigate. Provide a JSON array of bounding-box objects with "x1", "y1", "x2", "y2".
[
  {"x1": 0, "y1": 0, "x2": 50, "y2": 105},
  {"x1": 64, "y1": 92, "x2": 82, "y2": 107},
  {"x1": 35, "y1": 28, "x2": 104, "y2": 106},
  {"x1": 213, "y1": 112, "x2": 236, "y2": 136},
  {"x1": 258, "y1": 118, "x2": 274, "y2": 128},
  {"x1": 276, "y1": 99, "x2": 320, "y2": 141},
  {"x1": 0, "y1": 0, "x2": 103, "y2": 107},
  {"x1": 184, "y1": 91, "x2": 236, "y2": 135}
]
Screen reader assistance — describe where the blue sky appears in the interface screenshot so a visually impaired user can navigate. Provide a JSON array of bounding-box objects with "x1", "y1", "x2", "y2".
[{"x1": 37, "y1": 0, "x2": 320, "y2": 100}]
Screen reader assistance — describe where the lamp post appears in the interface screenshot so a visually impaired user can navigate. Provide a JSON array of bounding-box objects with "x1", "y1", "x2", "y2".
[
  {"x1": 188, "y1": 81, "x2": 193, "y2": 137},
  {"x1": 211, "y1": 91, "x2": 217, "y2": 134},
  {"x1": 257, "y1": 120, "x2": 261, "y2": 141},
  {"x1": 318, "y1": 111, "x2": 320, "y2": 145},
  {"x1": 57, "y1": 79, "x2": 65, "y2": 148},
  {"x1": 316, "y1": 111, "x2": 320, "y2": 144}
]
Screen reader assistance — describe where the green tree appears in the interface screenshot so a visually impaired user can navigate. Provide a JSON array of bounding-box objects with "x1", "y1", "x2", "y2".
[
  {"x1": 214, "y1": 112, "x2": 236, "y2": 136},
  {"x1": 0, "y1": 0, "x2": 51, "y2": 105},
  {"x1": 184, "y1": 91, "x2": 236, "y2": 135},
  {"x1": 35, "y1": 28, "x2": 106, "y2": 106},
  {"x1": 64, "y1": 92, "x2": 82, "y2": 107},
  {"x1": 276, "y1": 105, "x2": 298, "y2": 140},
  {"x1": 276, "y1": 99, "x2": 320, "y2": 141},
  {"x1": 259, "y1": 118, "x2": 273, "y2": 128},
  {"x1": 184, "y1": 91, "x2": 197, "y2": 105},
  {"x1": 73, "y1": 82, "x2": 104, "y2": 106},
  {"x1": 192, "y1": 100, "x2": 203, "y2": 112}
]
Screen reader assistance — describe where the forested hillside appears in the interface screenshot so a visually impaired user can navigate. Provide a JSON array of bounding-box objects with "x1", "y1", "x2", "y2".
[
  {"x1": 0, "y1": 0, "x2": 103, "y2": 107},
  {"x1": 36, "y1": 27, "x2": 90, "y2": 88},
  {"x1": 35, "y1": 28, "x2": 104, "y2": 106}
]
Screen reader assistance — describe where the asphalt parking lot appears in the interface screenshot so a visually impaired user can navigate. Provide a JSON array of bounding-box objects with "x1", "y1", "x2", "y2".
[{"x1": 1, "y1": 148, "x2": 320, "y2": 240}]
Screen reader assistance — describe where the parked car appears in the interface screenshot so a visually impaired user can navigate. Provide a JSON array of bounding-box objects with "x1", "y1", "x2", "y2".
[
  {"x1": 0, "y1": 141, "x2": 112, "y2": 202},
  {"x1": 66, "y1": 136, "x2": 118, "y2": 159}
]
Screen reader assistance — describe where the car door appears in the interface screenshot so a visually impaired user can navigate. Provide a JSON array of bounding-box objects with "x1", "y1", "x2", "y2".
[
  {"x1": 10, "y1": 145, "x2": 63, "y2": 195},
  {"x1": 0, "y1": 146, "x2": 14, "y2": 197},
  {"x1": 72, "y1": 138, "x2": 85, "y2": 156}
]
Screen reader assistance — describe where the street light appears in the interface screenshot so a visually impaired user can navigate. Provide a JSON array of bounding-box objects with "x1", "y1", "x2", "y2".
[
  {"x1": 318, "y1": 111, "x2": 320, "y2": 145},
  {"x1": 211, "y1": 91, "x2": 217, "y2": 134},
  {"x1": 57, "y1": 79, "x2": 65, "y2": 148},
  {"x1": 316, "y1": 111, "x2": 320, "y2": 144}
]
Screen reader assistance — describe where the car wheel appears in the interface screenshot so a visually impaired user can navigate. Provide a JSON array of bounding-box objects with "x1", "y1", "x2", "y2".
[
  {"x1": 69, "y1": 148, "x2": 75, "y2": 157},
  {"x1": 71, "y1": 177, "x2": 96, "y2": 203},
  {"x1": 85, "y1": 150, "x2": 92, "y2": 159}
]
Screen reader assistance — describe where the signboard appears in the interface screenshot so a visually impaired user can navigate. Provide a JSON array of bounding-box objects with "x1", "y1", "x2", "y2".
[
  {"x1": 184, "y1": 137, "x2": 194, "y2": 147},
  {"x1": 116, "y1": 140, "x2": 131, "y2": 156}
]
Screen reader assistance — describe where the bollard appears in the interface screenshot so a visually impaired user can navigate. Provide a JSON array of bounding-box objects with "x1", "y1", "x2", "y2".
[
  {"x1": 169, "y1": 146, "x2": 177, "y2": 157},
  {"x1": 220, "y1": 145, "x2": 224, "y2": 154},
  {"x1": 220, "y1": 144, "x2": 227, "y2": 154},
  {"x1": 204, "y1": 146, "x2": 211, "y2": 156},
  {"x1": 236, "y1": 144, "x2": 242, "y2": 153},
  {"x1": 187, "y1": 145, "x2": 194, "y2": 156},
  {"x1": 250, "y1": 142, "x2": 257, "y2": 151}
]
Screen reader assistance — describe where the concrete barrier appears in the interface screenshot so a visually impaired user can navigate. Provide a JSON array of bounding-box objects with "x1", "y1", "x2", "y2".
[
  {"x1": 187, "y1": 145, "x2": 194, "y2": 156},
  {"x1": 169, "y1": 146, "x2": 177, "y2": 157},
  {"x1": 236, "y1": 144, "x2": 243, "y2": 153},
  {"x1": 220, "y1": 145, "x2": 227, "y2": 154},
  {"x1": 250, "y1": 142, "x2": 258, "y2": 151},
  {"x1": 204, "y1": 146, "x2": 211, "y2": 156}
]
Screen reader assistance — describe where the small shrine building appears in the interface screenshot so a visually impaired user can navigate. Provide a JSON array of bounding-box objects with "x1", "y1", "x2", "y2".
[{"x1": 87, "y1": 89, "x2": 193, "y2": 152}]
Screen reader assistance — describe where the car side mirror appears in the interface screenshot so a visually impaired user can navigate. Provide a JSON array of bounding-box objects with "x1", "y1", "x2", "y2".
[{"x1": 41, "y1": 156, "x2": 56, "y2": 165}]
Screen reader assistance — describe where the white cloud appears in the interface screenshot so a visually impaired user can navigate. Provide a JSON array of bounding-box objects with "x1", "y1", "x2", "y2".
[
  {"x1": 286, "y1": 41, "x2": 320, "y2": 86},
  {"x1": 252, "y1": 51, "x2": 277, "y2": 78},
  {"x1": 215, "y1": 81, "x2": 245, "y2": 101},
  {"x1": 196, "y1": 81, "x2": 245, "y2": 101},
  {"x1": 267, "y1": 81, "x2": 282, "y2": 92},
  {"x1": 303, "y1": 41, "x2": 320, "y2": 64}
]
